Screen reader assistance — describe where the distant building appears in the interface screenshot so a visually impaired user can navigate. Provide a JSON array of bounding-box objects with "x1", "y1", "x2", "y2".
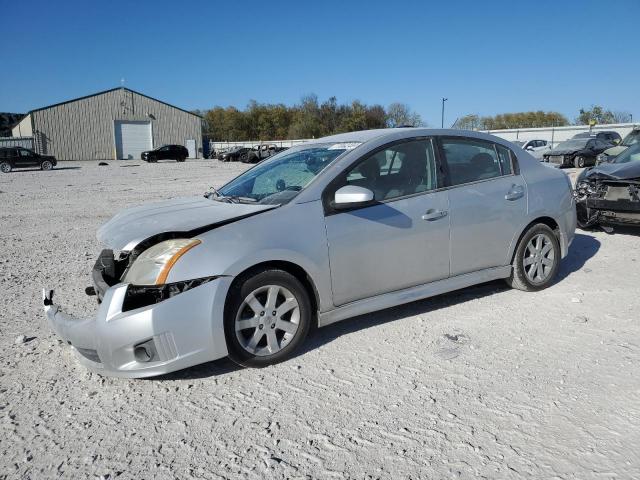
[{"x1": 12, "y1": 87, "x2": 202, "y2": 160}]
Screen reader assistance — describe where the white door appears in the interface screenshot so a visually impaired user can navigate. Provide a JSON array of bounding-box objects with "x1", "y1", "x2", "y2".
[
  {"x1": 115, "y1": 121, "x2": 152, "y2": 160},
  {"x1": 186, "y1": 139, "x2": 196, "y2": 159}
]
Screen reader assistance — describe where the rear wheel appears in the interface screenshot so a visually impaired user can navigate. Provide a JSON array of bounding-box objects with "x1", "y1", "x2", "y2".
[
  {"x1": 506, "y1": 223, "x2": 560, "y2": 291},
  {"x1": 0, "y1": 161, "x2": 11, "y2": 173},
  {"x1": 574, "y1": 156, "x2": 585, "y2": 168},
  {"x1": 41, "y1": 160, "x2": 53, "y2": 170},
  {"x1": 224, "y1": 269, "x2": 312, "y2": 367}
]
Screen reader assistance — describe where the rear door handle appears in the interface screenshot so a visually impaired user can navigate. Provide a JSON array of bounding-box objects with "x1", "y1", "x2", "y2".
[
  {"x1": 505, "y1": 185, "x2": 525, "y2": 201},
  {"x1": 421, "y1": 209, "x2": 448, "y2": 221}
]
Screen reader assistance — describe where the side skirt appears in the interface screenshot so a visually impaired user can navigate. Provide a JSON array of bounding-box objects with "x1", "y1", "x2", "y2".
[{"x1": 318, "y1": 266, "x2": 512, "y2": 328}]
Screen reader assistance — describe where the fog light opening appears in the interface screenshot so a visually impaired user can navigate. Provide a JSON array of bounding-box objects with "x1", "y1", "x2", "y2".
[
  {"x1": 133, "y1": 339, "x2": 157, "y2": 363},
  {"x1": 134, "y1": 346, "x2": 152, "y2": 362}
]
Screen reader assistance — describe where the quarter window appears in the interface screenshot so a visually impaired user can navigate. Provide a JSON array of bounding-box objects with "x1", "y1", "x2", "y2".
[
  {"x1": 495, "y1": 144, "x2": 514, "y2": 175},
  {"x1": 344, "y1": 139, "x2": 438, "y2": 201},
  {"x1": 441, "y1": 138, "x2": 508, "y2": 186}
]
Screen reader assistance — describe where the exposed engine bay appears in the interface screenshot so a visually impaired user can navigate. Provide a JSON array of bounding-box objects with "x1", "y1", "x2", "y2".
[{"x1": 575, "y1": 162, "x2": 640, "y2": 230}]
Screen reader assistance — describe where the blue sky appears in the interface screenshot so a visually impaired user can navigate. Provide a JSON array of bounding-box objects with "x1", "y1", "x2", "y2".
[{"x1": 2, "y1": 0, "x2": 638, "y2": 126}]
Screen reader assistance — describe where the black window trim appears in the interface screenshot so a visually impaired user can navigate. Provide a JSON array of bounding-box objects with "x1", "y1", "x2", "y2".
[{"x1": 322, "y1": 136, "x2": 446, "y2": 216}]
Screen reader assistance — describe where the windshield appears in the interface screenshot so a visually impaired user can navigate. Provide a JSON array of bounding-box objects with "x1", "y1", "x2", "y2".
[
  {"x1": 556, "y1": 139, "x2": 589, "y2": 150},
  {"x1": 621, "y1": 130, "x2": 640, "y2": 147},
  {"x1": 216, "y1": 142, "x2": 359, "y2": 205},
  {"x1": 613, "y1": 143, "x2": 640, "y2": 164}
]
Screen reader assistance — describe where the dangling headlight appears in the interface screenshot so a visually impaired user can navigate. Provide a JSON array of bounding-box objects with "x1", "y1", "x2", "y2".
[{"x1": 124, "y1": 239, "x2": 201, "y2": 286}]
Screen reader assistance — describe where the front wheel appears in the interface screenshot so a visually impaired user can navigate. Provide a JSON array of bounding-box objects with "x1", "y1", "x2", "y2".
[
  {"x1": 224, "y1": 269, "x2": 312, "y2": 367},
  {"x1": 574, "y1": 156, "x2": 585, "y2": 168},
  {"x1": 506, "y1": 223, "x2": 561, "y2": 291},
  {"x1": 0, "y1": 161, "x2": 11, "y2": 173}
]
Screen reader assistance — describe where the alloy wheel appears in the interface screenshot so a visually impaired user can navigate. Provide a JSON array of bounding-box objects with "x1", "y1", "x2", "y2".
[
  {"x1": 234, "y1": 285, "x2": 300, "y2": 356},
  {"x1": 523, "y1": 233, "x2": 555, "y2": 284}
]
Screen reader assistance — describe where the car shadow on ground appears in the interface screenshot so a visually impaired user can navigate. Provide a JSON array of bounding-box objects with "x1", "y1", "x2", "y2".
[
  {"x1": 157, "y1": 232, "x2": 602, "y2": 381},
  {"x1": 6, "y1": 167, "x2": 82, "y2": 173},
  {"x1": 555, "y1": 232, "x2": 601, "y2": 282}
]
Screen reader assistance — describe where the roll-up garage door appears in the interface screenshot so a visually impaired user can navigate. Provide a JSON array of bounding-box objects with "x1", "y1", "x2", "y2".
[{"x1": 114, "y1": 121, "x2": 152, "y2": 160}]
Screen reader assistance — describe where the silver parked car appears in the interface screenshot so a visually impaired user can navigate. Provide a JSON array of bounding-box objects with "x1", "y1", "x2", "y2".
[{"x1": 43, "y1": 129, "x2": 576, "y2": 377}]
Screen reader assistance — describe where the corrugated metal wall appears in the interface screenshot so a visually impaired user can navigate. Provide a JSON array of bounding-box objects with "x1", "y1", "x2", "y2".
[
  {"x1": 0, "y1": 137, "x2": 34, "y2": 149},
  {"x1": 31, "y1": 88, "x2": 202, "y2": 160}
]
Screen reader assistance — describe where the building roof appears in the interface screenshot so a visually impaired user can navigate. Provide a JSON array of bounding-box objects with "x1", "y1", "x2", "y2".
[{"x1": 28, "y1": 87, "x2": 202, "y2": 118}]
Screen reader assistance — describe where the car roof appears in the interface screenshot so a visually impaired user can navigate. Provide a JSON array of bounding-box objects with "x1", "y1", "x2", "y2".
[{"x1": 311, "y1": 128, "x2": 516, "y2": 146}]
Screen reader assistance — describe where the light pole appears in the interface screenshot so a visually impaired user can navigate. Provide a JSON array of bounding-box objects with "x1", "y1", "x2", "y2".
[{"x1": 441, "y1": 98, "x2": 448, "y2": 128}]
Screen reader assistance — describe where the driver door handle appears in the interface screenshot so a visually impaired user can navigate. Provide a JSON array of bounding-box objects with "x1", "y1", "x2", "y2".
[
  {"x1": 505, "y1": 184, "x2": 525, "y2": 201},
  {"x1": 422, "y1": 209, "x2": 448, "y2": 221}
]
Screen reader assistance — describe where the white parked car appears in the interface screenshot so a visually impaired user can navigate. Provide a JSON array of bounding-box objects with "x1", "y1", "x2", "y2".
[{"x1": 513, "y1": 139, "x2": 551, "y2": 159}]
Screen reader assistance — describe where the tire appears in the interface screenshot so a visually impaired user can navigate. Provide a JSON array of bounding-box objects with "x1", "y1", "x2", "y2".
[
  {"x1": 505, "y1": 223, "x2": 561, "y2": 292},
  {"x1": 574, "y1": 156, "x2": 585, "y2": 168},
  {"x1": 40, "y1": 160, "x2": 53, "y2": 171},
  {"x1": 224, "y1": 269, "x2": 312, "y2": 368},
  {"x1": 0, "y1": 161, "x2": 11, "y2": 173}
]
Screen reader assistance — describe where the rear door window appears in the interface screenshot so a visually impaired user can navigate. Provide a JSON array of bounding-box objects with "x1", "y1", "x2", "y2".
[{"x1": 441, "y1": 138, "x2": 507, "y2": 186}]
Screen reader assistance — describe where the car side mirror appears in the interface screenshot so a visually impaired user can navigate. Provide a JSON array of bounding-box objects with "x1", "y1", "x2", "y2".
[
  {"x1": 333, "y1": 185, "x2": 375, "y2": 209},
  {"x1": 525, "y1": 146, "x2": 534, "y2": 151}
]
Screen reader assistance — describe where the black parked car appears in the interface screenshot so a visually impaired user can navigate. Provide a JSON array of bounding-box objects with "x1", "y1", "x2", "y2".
[
  {"x1": 573, "y1": 131, "x2": 622, "y2": 145},
  {"x1": 219, "y1": 146, "x2": 250, "y2": 162},
  {"x1": 542, "y1": 137, "x2": 613, "y2": 168},
  {"x1": 0, "y1": 147, "x2": 57, "y2": 173},
  {"x1": 141, "y1": 145, "x2": 188, "y2": 162}
]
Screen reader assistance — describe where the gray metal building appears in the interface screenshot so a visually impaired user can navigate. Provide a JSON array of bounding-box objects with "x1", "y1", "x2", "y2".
[{"x1": 12, "y1": 87, "x2": 202, "y2": 160}]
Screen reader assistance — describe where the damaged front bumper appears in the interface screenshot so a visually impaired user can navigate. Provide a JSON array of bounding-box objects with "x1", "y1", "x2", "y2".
[
  {"x1": 575, "y1": 180, "x2": 640, "y2": 228},
  {"x1": 42, "y1": 261, "x2": 232, "y2": 378}
]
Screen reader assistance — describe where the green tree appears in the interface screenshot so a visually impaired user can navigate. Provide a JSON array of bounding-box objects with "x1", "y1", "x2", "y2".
[
  {"x1": 201, "y1": 95, "x2": 423, "y2": 140},
  {"x1": 459, "y1": 111, "x2": 569, "y2": 130},
  {"x1": 577, "y1": 105, "x2": 616, "y2": 125}
]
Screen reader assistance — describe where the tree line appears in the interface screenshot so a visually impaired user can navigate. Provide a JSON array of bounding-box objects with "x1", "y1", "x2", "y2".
[
  {"x1": 195, "y1": 98, "x2": 634, "y2": 141},
  {"x1": 196, "y1": 95, "x2": 423, "y2": 141},
  {"x1": 454, "y1": 105, "x2": 632, "y2": 131}
]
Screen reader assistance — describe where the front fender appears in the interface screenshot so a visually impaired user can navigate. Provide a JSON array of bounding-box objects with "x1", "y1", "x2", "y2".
[{"x1": 166, "y1": 200, "x2": 333, "y2": 312}]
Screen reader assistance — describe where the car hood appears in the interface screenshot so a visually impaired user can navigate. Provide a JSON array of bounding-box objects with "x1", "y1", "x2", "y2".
[
  {"x1": 546, "y1": 148, "x2": 580, "y2": 156},
  {"x1": 582, "y1": 161, "x2": 640, "y2": 182},
  {"x1": 97, "y1": 196, "x2": 277, "y2": 251},
  {"x1": 603, "y1": 145, "x2": 627, "y2": 157}
]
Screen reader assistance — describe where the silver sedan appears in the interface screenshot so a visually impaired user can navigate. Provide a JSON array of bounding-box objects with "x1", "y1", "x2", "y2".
[{"x1": 43, "y1": 128, "x2": 576, "y2": 377}]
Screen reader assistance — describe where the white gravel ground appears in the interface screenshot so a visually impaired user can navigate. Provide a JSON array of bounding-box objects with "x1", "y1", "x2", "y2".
[{"x1": 1, "y1": 160, "x2": 639, "y2": 479}]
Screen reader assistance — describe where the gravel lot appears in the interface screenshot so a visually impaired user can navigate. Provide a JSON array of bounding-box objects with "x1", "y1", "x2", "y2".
[{"x1": 1, "y1": 160, "x2": 639, "y2": 479}]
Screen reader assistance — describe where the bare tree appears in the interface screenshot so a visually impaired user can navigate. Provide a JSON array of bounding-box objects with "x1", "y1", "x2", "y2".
[
  {"x1": 611, "y1": 111, "x2": 632, "y2": 123},
  {"x1": 386, "y1": 103, "x2": 424, "y2": 128}
]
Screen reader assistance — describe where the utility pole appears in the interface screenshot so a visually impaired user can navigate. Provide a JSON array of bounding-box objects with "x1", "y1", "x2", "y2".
[{"x1": 441, "y1": 98, "x2": 448, "y2": 128}]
